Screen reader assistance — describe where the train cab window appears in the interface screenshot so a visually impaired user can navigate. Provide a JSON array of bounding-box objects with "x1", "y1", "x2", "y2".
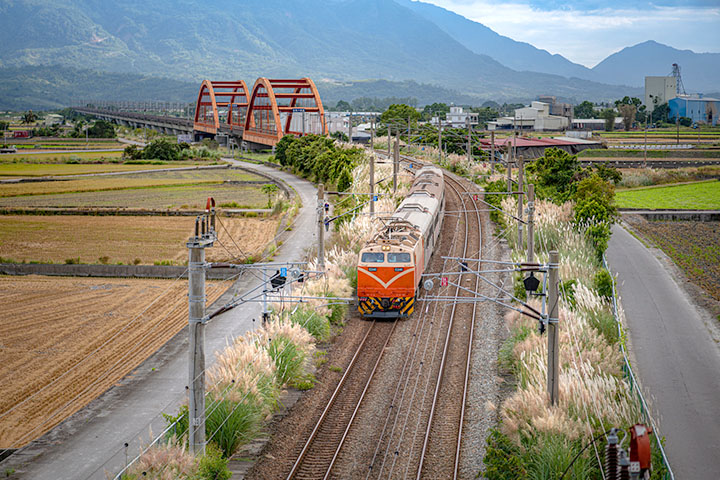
[
  {"x1": 388, "y1": 252, "x2": 411, "y2": 263},
  {"x1": 361, "y1": 252, "x2": 385, "y2": 263}
]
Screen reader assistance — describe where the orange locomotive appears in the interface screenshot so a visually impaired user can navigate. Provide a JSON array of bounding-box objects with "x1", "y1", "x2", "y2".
[{"x1": 357, "y1": 165, "x2": 444, "y2": 317}]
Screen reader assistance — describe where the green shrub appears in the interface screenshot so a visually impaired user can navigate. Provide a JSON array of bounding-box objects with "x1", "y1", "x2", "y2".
[
  {"x1": 524, "y1": 433, "x2": 599, "y2": 480},
  {"x1": 498, "y1": 326, "x2": 532, "y2": 373},
  {"x1": 327, "y1": 297, "x2": 348, "y2": 325},
  {"x1": 559, "y1": 279, "x2": 577, "y2": 308},
  {"x1": 594, "y1": 268, "x2": 614, "y2": 299},
  {"x1": 195, "y1": 444, "x2": 231, "y2": 480},
  {"x1": 267, "y1": 337, "x2": 306, "y2": 386},
  {"x1": 65, "y1": 257, "x2": 80, "y2": 264},
  {"x1": 204, "y1": 395, "x2": 264, "y2": 458},
  {"x1": 482, "y1": 428, "x2": 526, "y2": 480},
  {"x1": 586, "y1": 308, "x2": 619, "y2": 345},
  {"x1": 289, "y1": 307, "x2": 330, "y2": 342}
]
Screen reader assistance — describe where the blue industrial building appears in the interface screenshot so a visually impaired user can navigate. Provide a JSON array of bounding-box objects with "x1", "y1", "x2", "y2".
[{"x1": 669, "y1": 95, "x2": 719, "y2": 126}]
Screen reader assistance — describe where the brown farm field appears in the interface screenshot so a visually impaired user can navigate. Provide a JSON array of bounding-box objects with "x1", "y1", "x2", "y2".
[
  {"x1": 0, "y1": 168, "x2": 266, "y2": 198},
  {"x1": 0, "y1": 183, "x2": 268, "y2": 210},
  {"x1": 0, "y1": 275, "x2": 229, "y2": 448},
  {"x1": 0, "y1": 215, "x2": 280, "y2": 265}
]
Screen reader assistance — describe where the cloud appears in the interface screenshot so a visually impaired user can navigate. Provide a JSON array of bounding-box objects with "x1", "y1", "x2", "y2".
[{"x1": 420, "y1": 0, "x2": 720, "y2": 66}]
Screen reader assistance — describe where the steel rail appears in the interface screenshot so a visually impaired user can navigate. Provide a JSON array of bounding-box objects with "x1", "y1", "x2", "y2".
[
  {"x1": 414, "y1": 173, "x2": 478, "y2": 480},
  {"x1": 286, "y1": 319, "x2": 397, "y2": 480}
]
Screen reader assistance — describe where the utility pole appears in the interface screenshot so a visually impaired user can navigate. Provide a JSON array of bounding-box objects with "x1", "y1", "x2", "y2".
[
  {"x1": 369, "y1": 153, "x2": 375, "y2": 217},
  {"x1": 187, "y1": 212, "x2": 214, "y2": 456},
  {"x1": 676, "y1": 112, "x2": 680, "y2": 146},
  {"x1": 466, "y1": 116, "x2": 472, "y2": 167},
  {"x1": 517, "y1": 155, "x2": 524, "y2": 249},
  {"x1": 348, "y1": 113, "x2": 352, "y2": 143},
  {"x1": 393, "y1": 138, "x2": 399, "y2": 193},
  {"x1": 387, "y1": 125, "x2": 392, "y2": 155},
  {"x1": 547, "y1": 250, "x2": 559, "y2": 405},
  {"x1": 506, "y1": 152, "x2": 512, "y2": 193},
  {"x1": 437, "y1": 119, "x2": 443, "y2": 163},
  {"x1": 643, "y1": 114, "x2": 648, "y2": 168},
  {"x1": 370, "y1": 117, "x2": 375, "y2": 151},
  {"x1": 490, "y1": 130, "x2": 496, "y2": 173},
  {"x1": 526, "y1": 183, "x2": 535, "y2": 264},
  {"x1": 317, "y1": 183, "x2": 325, "y2": 271}
]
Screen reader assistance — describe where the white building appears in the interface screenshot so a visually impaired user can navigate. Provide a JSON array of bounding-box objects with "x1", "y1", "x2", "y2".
[
  {"x1": 645, "y1": 76, "x2": 677, "y2": 110},
  {"x1": 488, "y1": 102, "x2": 569, "y2": 131},
  {"x1": 432, "y1": 106, "x2": 478, "y2": 128}
]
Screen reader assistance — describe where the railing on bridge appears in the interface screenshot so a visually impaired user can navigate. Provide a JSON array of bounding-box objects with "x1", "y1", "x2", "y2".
[
  {"x1": 243, "y1": 77, "x2": 327, "y2": 147},
  {"x1": 193, "y1": 80, "x2": 249, "y2": 136}
]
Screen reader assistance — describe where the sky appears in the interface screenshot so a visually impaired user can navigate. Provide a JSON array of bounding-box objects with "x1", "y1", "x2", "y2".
[{"x1": 419, "y1": 0, "x2": 720, "y2": 67}]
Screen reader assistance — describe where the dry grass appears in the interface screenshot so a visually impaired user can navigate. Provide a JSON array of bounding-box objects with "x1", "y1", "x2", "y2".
[
  {"x1": 0, "y1": 215, "x2": 280, "y2": 265},
  {"x1": 0, "y1": 177, "x2": 221, "y2": 197},
  {"x1": 0, "y1": 275, "x2": 228, "y2": 448}
]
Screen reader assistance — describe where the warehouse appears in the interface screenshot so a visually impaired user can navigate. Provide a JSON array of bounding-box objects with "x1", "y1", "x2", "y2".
[{"x1": 669, "y1": 95, "x2": 719, "y2": 126}]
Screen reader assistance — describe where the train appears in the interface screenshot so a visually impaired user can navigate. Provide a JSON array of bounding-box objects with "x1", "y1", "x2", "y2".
[{"x1": 357, "y1": 165, "x2": 445, "y2": 318}]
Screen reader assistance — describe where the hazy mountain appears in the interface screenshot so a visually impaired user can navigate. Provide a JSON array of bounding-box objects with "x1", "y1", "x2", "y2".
[
  {"x1": 395, "y1": 0, "x2": 595, "y2": 80},
  {"x1": 591, "y1": 41, "x2": 720, "y2": 92},
  {"x1": 0, "y1": 0, "x2": 643, "y2": 108}
]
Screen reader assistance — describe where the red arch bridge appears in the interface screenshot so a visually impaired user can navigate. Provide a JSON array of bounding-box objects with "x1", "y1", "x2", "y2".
[{"x1": 73, "y1": 77, "x2": 328, "y2": 150}]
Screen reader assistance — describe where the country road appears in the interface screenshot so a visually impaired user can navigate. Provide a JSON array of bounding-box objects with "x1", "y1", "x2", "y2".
[{"x1": 606, "y1": 224, "x2": 720, "y2": 479}]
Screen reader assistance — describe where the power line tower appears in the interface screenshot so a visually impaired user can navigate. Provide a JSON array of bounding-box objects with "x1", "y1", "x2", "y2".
[{"x1": 671, "y1": 63, "x2": 687, "y2": 96}]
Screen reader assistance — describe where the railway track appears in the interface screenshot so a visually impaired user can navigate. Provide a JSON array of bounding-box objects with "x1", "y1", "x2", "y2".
[
  {"x1": 414, "y1": 174, "x2": 482, "y2": 479},
  {"x1": 286, "y1": 319, "x2": 397, "y2": 480}
]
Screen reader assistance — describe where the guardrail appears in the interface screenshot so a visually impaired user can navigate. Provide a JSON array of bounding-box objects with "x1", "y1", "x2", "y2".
[{"x1": 604, "y1": 255, "x2": 675, "y2": 480}]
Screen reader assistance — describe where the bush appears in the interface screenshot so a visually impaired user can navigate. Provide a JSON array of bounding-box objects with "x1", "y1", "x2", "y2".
[
  {"x1": 594, "y1": 268, "x2": 614, "y2": 299},
  {"x1": 288, "y1": 307, "x2": 331, "y2": 342},
  {"x1": 143, "y1": 138, "x2": 180, "y2": 161},
  {"x1": 204, "y1": 395, "x2": 264, "y2": 458},
  {"x1": 483, "y1": 428, "x2": 526, "y2": 480},
  {"x1": 195, "y1": 444, "x2": 231, "y2": 480},
  {"x1": 266, "y1": 337, "x2": 306, "y2": 386}
]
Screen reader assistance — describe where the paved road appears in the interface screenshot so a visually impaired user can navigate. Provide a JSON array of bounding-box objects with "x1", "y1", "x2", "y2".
[
  {"x1": 607, "y1": 224, "x2": 720, "y2": 479},
  {"x1": 6, "y1": 160, "x2": 319, "y2": 479}
]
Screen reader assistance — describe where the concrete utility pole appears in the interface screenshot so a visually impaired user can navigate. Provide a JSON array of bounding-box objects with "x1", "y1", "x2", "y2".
[
  {"x1": 393, "y1": 138, "x2": 400, "y2": 193},
  {"x1": 348, "y1": 113, "x2": 352, "y2": 143},
  {"x1": 437, "y1": 119, "x2": 443, "y2": 163},
  {"x1": 506, "y1": 153, "x2": 512, "y2": 193},
  {"x1": 490, "y1": 131, "x2": 496, "y2": 173},
  {"x1": 387, "y1": 126, "x2": 392, "y2": 155},
  {"x1": 466, "y1": 116, "x2": 472, "y2": 167},
  {"x1": 187, "y1": 215, "x2": 214, "y2": 456},
  {"x1": 370, "y1": 117, "x2": 375, "y2": 151},
  {"x1": 517, "y1": 155, "x2": 524, "y2": 249},
  {"x1": 369, "y1": 153, "x2": 375, "y2": 217},
  {"x1": 317, "y1": 183, "x2": 325, "y2": 271},
  {"x1": 526, "y1": 183, "x2": 535, "y2": 264},
  {"x1": 547, "y1": 250, "x2": 559, "y2": 406}
]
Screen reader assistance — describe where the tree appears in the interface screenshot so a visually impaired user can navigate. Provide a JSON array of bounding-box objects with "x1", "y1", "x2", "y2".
[
  {"x1": 86, "y1": 120, "x2": 116, "y2": 138},
  {"x1": 337, "y1": 168, "x2": 353, "y2": 192},
  {"x1": 0, "y1": 120, "x2": 10, "y2": 131},
  {"x1": 617, "y1": 104, "x2": 636, "y2": 131},
  {"x1": 651, "y1": 102, "x2": 669, "y2": 124},
  {"x1": 380, "y1": 104, "x2": 421, "y2": 132},
  {"x1": 525, "y1": 147, "x2": 581, "y2": 202},
  {"x1": 600, "y1": 109, "x2": 617, "y2": 131},
  {"x1": 142, "y1": 138, "x2": 180, "y2": 160},
  {"x1": 261, "y1": 183, "x2": 279, "y2": 208},
  {"x1": 574, "y1": 101, "x2": 596, "y2": 119},
  {"x1": 334, "y1": 100, "x2": 351, "y2": 111},
  {"x1": 421, "y1": 102, "x2": 449, "y2": 121},
  {"x1": 22, "y1": 110, "x2": 37, "y2": 125}
]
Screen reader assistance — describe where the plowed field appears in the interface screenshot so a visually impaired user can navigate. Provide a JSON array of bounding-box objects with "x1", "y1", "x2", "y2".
[
  {"x1": 0, "y1": 215, "x2": 280, "y2": 265},
  {"x1": 0, "y1": 275, "x2": 229, "y2": 448}
]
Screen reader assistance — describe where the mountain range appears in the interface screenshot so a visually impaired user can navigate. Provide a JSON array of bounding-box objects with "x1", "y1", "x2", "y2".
[{"x1": 0, "y1": 0, "x2": 717, "y2": 109}]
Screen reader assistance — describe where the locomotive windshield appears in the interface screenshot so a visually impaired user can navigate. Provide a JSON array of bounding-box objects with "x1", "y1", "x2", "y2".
[
  {"x1": 361, "y1": 252, "x2": 385, "y2": 263},
  {"x1": 387, "y1": 252, "x2": 411, "y2": 263}
]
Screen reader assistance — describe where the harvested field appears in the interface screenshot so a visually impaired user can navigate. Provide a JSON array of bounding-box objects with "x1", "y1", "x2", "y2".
[
  {"x1": 0, "y1": 168, "x2": 265, "y2": 198},
  {"x1": 0, "y1": 183, "x2": 267, "y2": 210},
  {"x1": 0, "y1": 151, "x2": 124, "y2": 163},
  {"x1": 0, "y1": 215, "x2": 280, "y2": 265},
  {"x1": 626, "y1": 218, "x2": 720, "y2": 303},
  {"x1": 0, "y1": 162, "x2": 218, "y2": 177},
  {"x1": 0, "y1": 275, "x2": 228, "y2": 448}
]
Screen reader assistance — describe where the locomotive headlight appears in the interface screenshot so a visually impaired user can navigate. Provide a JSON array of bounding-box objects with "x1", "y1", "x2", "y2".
[{"x1": 382, "y1": 245, "x2": 390, "y2": 251}]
